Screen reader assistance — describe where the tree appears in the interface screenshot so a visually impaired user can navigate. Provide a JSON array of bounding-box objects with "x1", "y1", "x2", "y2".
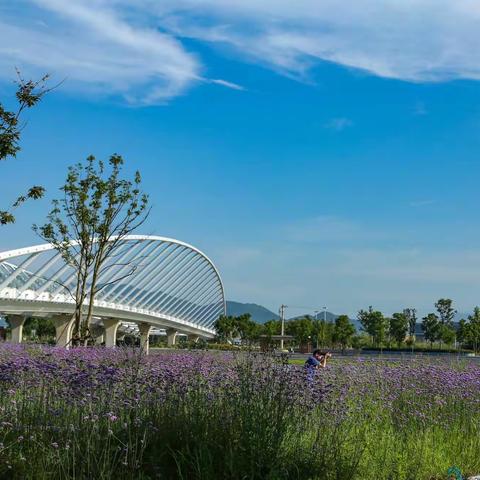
[
  {"x1": 456, "y1": 318, "x2": 469, "y2": 345},
  {"x1": 215, "y1": 315, "x2": 237, "y2": 343},
  {"x1": 1, "y1": 72, "x2": 50, "y2": 224},
  {"x1": 33, "y1": 154, "x2": 149, "y2": 345},
  {"x1": 439, "y1": 324, "x2": 456, "y2": 347},
  {"x1": 262, "y1": 319, "x2": 281, "y2": 337},
  {"x1": 422, "y1": 313, "x2": 440, "y2": 347},
  {"x1": 467, "y1": 307, "x2": 480, "y2": 353},
  {"x1": 286, "y1": 317, "x2": 313, "y2": 346},
  {"x1": 236, "y1": 314, "x2": 260, "y2": 345},
  {"x1": 403, "y1": 308, "x2": 417, "y2": 338},
  {"x1": 435, "y1": 298, "x2": 456, "y2": 327},
  {"x1": 333, "y1": 315, "x2": 355, "y2": 351},
  {"x1": 358, "y1": 306, "x2": 388, "y2": 347},
  {"x1": 390, "y1": 312, "x2": 409, "y2": 347},
  {"x1": 311, "y1": 316, "x2": 334, "y2": 348}
]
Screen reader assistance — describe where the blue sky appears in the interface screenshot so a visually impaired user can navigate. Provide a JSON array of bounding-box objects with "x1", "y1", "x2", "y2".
[{"x1": 2, "y1": 0, "x2": 480, "y2": 317}]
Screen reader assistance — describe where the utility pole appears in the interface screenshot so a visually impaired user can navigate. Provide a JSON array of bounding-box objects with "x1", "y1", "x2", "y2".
[{"x1": 279, "y1": 304, "x2": 287, "y2": 350}]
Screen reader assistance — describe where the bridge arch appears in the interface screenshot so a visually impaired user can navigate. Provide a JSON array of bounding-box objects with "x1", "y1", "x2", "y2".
[{"x1": 0, "y1": 235, "x2": 225, "y2": 347}]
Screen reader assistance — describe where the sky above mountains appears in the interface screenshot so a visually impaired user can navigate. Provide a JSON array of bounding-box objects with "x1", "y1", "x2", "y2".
[{"x1": 2, "y1": 1, "x2": 480, "y2": 317}]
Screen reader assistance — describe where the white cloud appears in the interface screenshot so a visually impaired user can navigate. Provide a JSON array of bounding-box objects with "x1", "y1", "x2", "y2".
[
  {"x1": 210, "y1": 79, "x2": 245, "y2": 91},
  {"x1": 158, "y1": 0, "x2": 480, "y2": 83},
  {"x1": 0, "y1": 0, "x2": 201, "y2": 104},
  {"x1": 4, "y1": 1, "x2": 480, "y2": 103}
]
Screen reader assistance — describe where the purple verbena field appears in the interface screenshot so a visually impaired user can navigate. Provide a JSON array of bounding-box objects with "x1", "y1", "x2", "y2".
[{"x1": 0, "y1": 344, "x2": 479, "y2": 479}]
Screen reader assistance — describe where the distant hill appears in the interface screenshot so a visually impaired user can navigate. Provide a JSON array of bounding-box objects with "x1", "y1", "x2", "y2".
[
  {"x1": 288, "y1": 311, "x2": 338, "y2": 322},
  {"x1": 226, "y1": 301, "x2": 279, "y2": 324}
]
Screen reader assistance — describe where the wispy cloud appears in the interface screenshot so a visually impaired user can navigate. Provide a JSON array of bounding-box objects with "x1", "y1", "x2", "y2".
[
  {"x1": 3, "y1": 1, "x2": 480, "y2": 104},
  {"x1": 324, "y1": 117, "x2": 353, "y2": 131},
  {"x1": 0, "y1": 0, "x2": 201, "y2": 104},
  {"x1": 210, "y1": 79, "x2": 245, "y2": 91},
  {"x1": 158, "y1": 0, "x2": 480, "y2": 83}
]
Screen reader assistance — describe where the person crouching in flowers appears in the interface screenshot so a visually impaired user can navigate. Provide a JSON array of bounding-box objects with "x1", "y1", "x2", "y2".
[{"x1": 305, "y1": 349, "x2": 332, "y2": 370}]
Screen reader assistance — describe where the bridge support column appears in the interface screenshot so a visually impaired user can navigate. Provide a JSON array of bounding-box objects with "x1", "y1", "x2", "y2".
[
  {"x1": 138, "y1": 323, "x2": 152, "y2": 355},
  {"x1": 103, "y1": 318, "x2": 121, "y2": 348},
  {"x1": 8, "y1": 315, "x2": 26, "y2": 344},
  {"x1": 52, "y1": 314, "x2": 74, "y2": 348},
  {"x1": 188, "y1": 334, "x2": 200, "y2": 343},
  {"x1": 166, "y1": 328, "x2": 178, "y2": 347}
]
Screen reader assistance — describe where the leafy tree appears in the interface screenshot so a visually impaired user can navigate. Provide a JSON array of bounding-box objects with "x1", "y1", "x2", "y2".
[
  {"x1": 435, "y1": 298, "x2": 456, "y2": 327},
  {"x1": 358, "y1": 306, "x2": 388, "y2": 347},
  {"x1": 215, "y1": 315, "x2": 237, "y2": 342},
  {"x1": 33, "y1": 154, "x2": 149, "y2": 345},
  {"x1": 236, "y1": 314, "x2": 260, "y2": 345},
  {"x1": 422, "y1": 313, "x2": 440, "y2": 347},
  {"x1": 23, "y1": 317, "x2": 55, "y2": 339},
  {"x1": 262, "y1": 319, "x2": 281, "y2": 336},
  {"x1": 286, "y1": 317, "x2": 313, "y2": 345},
  {"x1": 311, "y1": 316, "x2": 334, "y2": 348},
  {"x1": 1, "y1": 72, "x2": 50, "y2": 224},
  {"x1": 456, "y1": 318, "x2": 469, "y2": 345},
  {"x1": 467, "y1": 307, "x2": 480, "y2": 353},
  {"x1": 439, "y1": 324, "x2": 456, "y2": 347},
  {"x1": 403, "y1": 308, "x2": 417, "y2": 338},
  {"x1": 333, "y1": 315, "x2": 355, "y2": 351},
  {"x1": 389, "y1": 312, "x2": 409, "y2": 347}
]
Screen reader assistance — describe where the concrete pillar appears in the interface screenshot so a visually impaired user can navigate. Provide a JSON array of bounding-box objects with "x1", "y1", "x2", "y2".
[
  {"x1": 95, "y1": 334, "x2": 104, "y2": 345},
  {"x1": 103, "y1": 318, "x2": 121, "y2": 348},
  {"x1": 52, "y1": 314, "x2": 74, "y2": 348},
  {"x1": 188, "y1": 334, "x2": 200, "y2": 343},
  {"x1": 166, "y1": 328, "x2": 178, "y2": 347},
  {"x1": 8, "y1": 315, "x2": 26, "y2": 344},
  {"x1": 138, "y1": 323, "x2": 152, "y2": 355}
]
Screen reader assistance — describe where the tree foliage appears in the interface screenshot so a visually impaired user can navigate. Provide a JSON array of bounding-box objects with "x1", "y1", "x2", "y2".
[
  {"x1": 214, "y1": 314, "x2": 259, "y2": 344},
  {"x1": 403, "y1": 308, "x2": 417, "y2": 338},
  {"x1": 390, "y1": 312, "x2": 409, "y2": 347},
  {"x1": 435, "y1": 298, "x2": 456, "y2": 327},
  {"x1": 358, "y1": 307, "x2": 388, "y2": 347},
  {"x1": 333, "y1": 315, "x2": 355, "y2": 351},
  {"x1": 1, "y1": 71, "x2": 50, "y2": 224},
  {"x1": 422, "y1": 313, "x2": 440, "y2": 347},
  {"x1": 33, "y1": 154, "x2": 149, "y2": 344}
]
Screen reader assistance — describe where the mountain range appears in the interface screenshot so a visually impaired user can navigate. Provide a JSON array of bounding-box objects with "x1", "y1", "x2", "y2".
[{"x1": 226, "y1": 301, "x2": 349, "y2": 325}]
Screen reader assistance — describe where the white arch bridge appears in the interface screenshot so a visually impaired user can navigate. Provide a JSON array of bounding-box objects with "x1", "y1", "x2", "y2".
[{"x1": 0, "y1": 235, "x2": 225, "y2": 352}]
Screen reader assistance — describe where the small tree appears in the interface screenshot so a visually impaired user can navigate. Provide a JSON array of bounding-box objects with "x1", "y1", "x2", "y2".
[
  {"x1": 333, "y1": 315, "x2": 355, "y2": 352},
  {"x1": 286, "y1": 317, "x2": 313, "y2": 347},
  {"x1": 403, "y1": 308, "x2": 417, "y2": 338},
  {"x1": 214, "y1": 315, "x2": 236, "y2": 343},
  {"x1": 358, "y1": 306, "x2": 388, "y2": 347},
  {"x1": 435, "y1": 298, "x2": 456, "y2": 327},
  {"x1": 467, "y1": 307, "x2": 480, "y2": 353},
  {"x1": 390, "y1": 312, "x2": 409, "y2": 347},
  {"x1": 34, "y1": 154, "x2": 149, "y2": 345},
  {"x1": 1, "y1": 72, "x2": 50, "y2": 224},
  {"x1": 422, "y1": 313, "x2": 440, "y2": 348},
  {"x1": 439, "y1": 324, "x2": 456, "y2": 348}
]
